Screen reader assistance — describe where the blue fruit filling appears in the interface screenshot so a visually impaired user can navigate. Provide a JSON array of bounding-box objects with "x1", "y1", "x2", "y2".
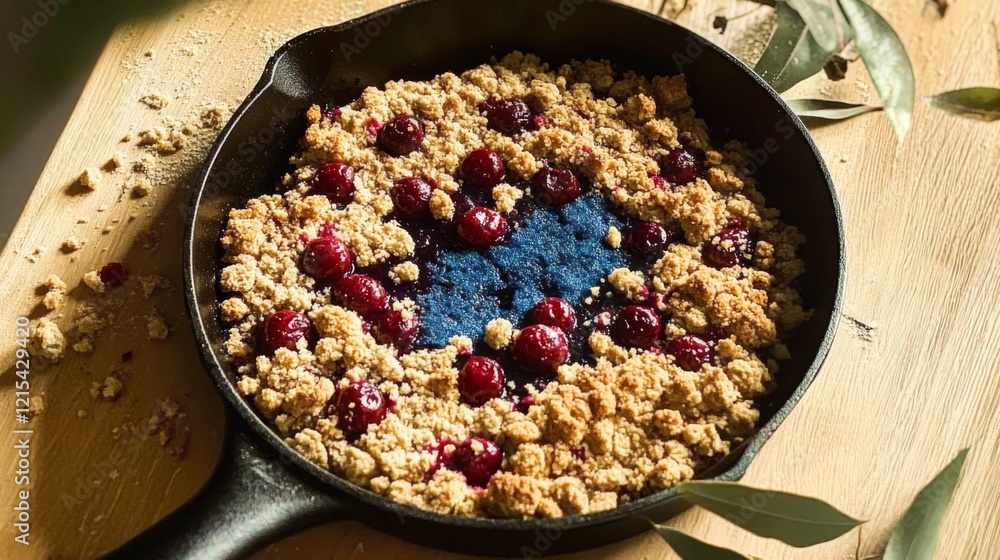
[{"x1": 416, "y1": 194, "x2": 626, "y2": 348}]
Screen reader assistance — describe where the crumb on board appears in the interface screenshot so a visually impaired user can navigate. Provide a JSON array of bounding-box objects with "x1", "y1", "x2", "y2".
[
  {"x1": 41, "y1": 274, "x2": 67, "y2": 311},
  {"x1": 83, "y1": 271, "x2": 105, "y2": 294},
  {"x1": 62, "y1": 237, "x2": 85, "y2": 252},
  {"x1": 91, "y1": 374, "x2": 124, "y2": 401},
  {"x1": 29, "y1": 318, "x2": 65, "y2": 361},
  {"x1": 79, "y1": 167, "x2": 103, "y2": 191},
  {"x1": 147, "y1": 311, "x2": 170, "y2": 340},
  {"x1": 139, "y1": 93, "x2": 171, "y2": 110}
]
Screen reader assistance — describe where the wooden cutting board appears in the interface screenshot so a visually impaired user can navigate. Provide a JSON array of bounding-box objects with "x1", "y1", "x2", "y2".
[{"x1": 1, "y1": 0, "x2": 998, "y2": 558}]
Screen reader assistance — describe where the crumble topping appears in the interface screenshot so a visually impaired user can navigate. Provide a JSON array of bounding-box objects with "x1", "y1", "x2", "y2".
[{"x1": 218, "y1": 53, "x2": 808, "y2": 519}]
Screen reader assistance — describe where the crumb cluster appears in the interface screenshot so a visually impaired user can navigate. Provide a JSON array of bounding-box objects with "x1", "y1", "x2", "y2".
[{"x1": 219, "y1": 54, "x2": 808, "y2": 518}]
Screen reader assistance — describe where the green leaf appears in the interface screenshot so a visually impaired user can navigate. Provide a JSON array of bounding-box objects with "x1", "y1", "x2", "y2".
[
  {"x1": 653, "y1": 526, "x2": 757, "y2": 560},
  {"x1": 754, "y1": 2, "x2": 836, "y2": 92},
  {"x1": 839, "y1": 0, "x2": 915, "y2": 143},
  {"x1": 676, "y1": 481, "x2": 861, "y2": 547},
  {"x1": 785, "y1": 0, "x2": 844, "y2": 52},
  {"x1": 925, "y1": 88, "x2": 1000, "y2": 121},
  {"x1": 787, "y1": 98, "x2": 883, "y2": 120},
  {"x1": 884, "y1": 449, "x2": 969, "y2": 560}
]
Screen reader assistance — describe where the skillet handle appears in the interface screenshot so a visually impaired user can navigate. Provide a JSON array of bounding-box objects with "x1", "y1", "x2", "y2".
[{"x1": 102, "y1": 426, "x2": 353, "y2": 560}]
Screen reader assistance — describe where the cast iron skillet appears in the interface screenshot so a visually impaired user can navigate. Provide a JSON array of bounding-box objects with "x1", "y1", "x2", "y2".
[{"x1": 106, "y1": 0, "x2": 845, "y2": 558}]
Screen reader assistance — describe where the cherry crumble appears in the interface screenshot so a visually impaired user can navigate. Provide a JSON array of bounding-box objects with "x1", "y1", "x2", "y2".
[{"x1": 219, "y1": 53, "x2": 809, "y2": 519}]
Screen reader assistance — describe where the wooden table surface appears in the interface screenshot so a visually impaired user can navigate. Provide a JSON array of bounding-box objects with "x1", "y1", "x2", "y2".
[{"x1": 1, "y1": 0, "x2": 998, "y2": 558}]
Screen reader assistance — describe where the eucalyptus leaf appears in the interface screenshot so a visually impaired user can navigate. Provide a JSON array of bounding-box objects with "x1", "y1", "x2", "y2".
[
  {"x1": 787, "y1": 98, "x2": 882, "y2": 120},
  {"x1": 785, "y1": 0, "x2": 841, "y2": 52},
  {"x1": 925, "y1": 88, "x2": 1000, "y2": 121},
  {"x1": 653, "y1": 526, "x2": 757, "y2": 560},
  {"x1": 676, "y1": 481, "x2": 861, "y2": 547},
  {"x1": 754, "y1": 2, "x2": 836, "y2": 92},
  {"x1": 884, "y1": 449, "x2": 969, "y2": 560},
  {"x1": 839, "y1": 0, "x2": 915, "y2": 142}
]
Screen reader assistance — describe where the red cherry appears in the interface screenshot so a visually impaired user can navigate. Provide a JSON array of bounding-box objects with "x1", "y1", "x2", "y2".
[
  {"x1": 374, "y1": 310, "x2": 419, "y2": 347},
  {"x1": 611, "y1": 306, "x2": 662, "y2": 350},
  {"x1": 302, "y1": 237, "x2": 353, "y2": 283},
  {"x1": 660, "y1": 146, "x2": 704, "y2": 186},
  {"x1": 528, "y1": 298, "x2": 577, "y2": 333},
  {"x1": 313, "y1": 162, "x2": 356, "y2": 204},
  {"x1": 457, "y1": 207, "x2": 508, "y2": 248},
  {"x1": 335, "y1": 275, "x2": 388, "y2": 316},
  {"x1": 704, "y1": 225, "x2": 754, "y2": 268},
  {"x1": 531, "y1": 167, "x2": 581, "y2": 207},
  {"x1": 391, "y1": 177, "x2": 434, "y2": 217},
  {"x1": 378, "y1": 115, "x2": 424, "y2": 156},
  {"x1": 444, "y1": 437, "x2": 503, "y2": 487},
  {"x1": 459, "y1": 357, "x2": 505, "y2": 406},
  {"x1": 260, "y1": 311, "x2": 317, "y2": 355},
  {"x1": 481, "y1": 98, "x2": 532, "y2": 136},
  {"x1": 630, "y1": 222, "x2": 675, "y2": 262},
  {"x1": 461, "y1": 149, "x2": 506, "y2": 188},
  {"x1": 513, "y1": 324, "x2": 569, "y2": 373},
  {"x1": 667, "y1": 334, "x2": 714, "y2": 371},
  {"x1": 330, "y1": 380, "x2": 388, "y2": 441},
  {"x1": 99, "y1": 262, "x2": 129, "y2": 288}
]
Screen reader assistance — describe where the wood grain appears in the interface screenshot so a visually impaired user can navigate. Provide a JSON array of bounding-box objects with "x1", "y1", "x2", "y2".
[{"x1": 1, "y1": 0, "x2": 998, "y2": 558}]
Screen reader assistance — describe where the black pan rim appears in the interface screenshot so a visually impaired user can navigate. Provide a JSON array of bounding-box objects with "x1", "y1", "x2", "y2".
[{"x1": 184, "y1": 0, "x2": 846, "y2": 532}]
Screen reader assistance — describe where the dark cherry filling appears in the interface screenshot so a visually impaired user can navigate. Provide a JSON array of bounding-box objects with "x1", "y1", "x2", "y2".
[
  {"x1": 373, "y1": 310, "x2": 419, "y2": 349},
  {"x1": 481, "y1": 97, "x2": 533, "y2": 135},
  {"x1": 313, "y1": 162, "x2": 356, "y2": 204},
  {"x1": 330, "y1": 380, "x2": 388, "y2": 441},
  {"x1": 260, "y1": 311, "x2": 317, "y2": 355},
  {"x1": 513, "y1": 324, "x2": 569, "y2": 374},
  {"x1": 704, "y1": 223, "x2": 754, "y2": 268},
  {"x1": 379, "y1": 115, "x2": 425, "y2": 156},
  {"x1": 531, "y1": 167, "x2": 581, "y2": 207},
  {"x1": 528, "y1": 297, "x2": 577, "y2": 333},
  {"x1": 660, "y1": 146, "x2": 704, "y2": 186},
  {"x1": 99, "y1": 262, "x2": 129, "y2": 288},
  {"x1": 335, "y1": 275, "x2": 388, "y2": 317},
  {"x1": 443, "y1": 437, "x2": 504, "y2": 488},
  {"x1": 302, "y1": 237, "x2": 353, "y2": 284},
  {"x1": 391, "y1": 177, "x2": 434, "y2": 218},
  {"x1": 461, "y1": 148, "x2": 506, "y2": 189},
  {"x1": 611, "y1": 306, "x2": 662, "y2": 350},
  {"x1": 457, "y1": 207, "x2": 508, "y2": 248},
  {"x1": 667, "y1": 334, "x2": 714, "y2": 371},
  {"x1": 459, "y1": 356, "x2": 506, "y2": 406}
]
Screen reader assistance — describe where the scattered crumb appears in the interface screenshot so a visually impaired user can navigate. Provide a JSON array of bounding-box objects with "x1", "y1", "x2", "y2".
[
  {"x1": 27, "y1": 247, "x2": 46, "y2": 263},
  {"x1": 146, "y1": 398, "x2": 189, "y2": 458},
  {"x1": 41, "y1": 274, "x2": 67, "y2": 311},
  {"x1": 29, "y1": 318, "x2": 66, "y2": 361},
  {"x1": 91, "y1": 374, "x2": 124, "y2": 401},
  {"x1": 62, "y1": 237, "x2": 85, "y2": 253},
  {"x1": 73, "y1": 337, "x2": 94, "y2": 354},
  {"x1": 389, "y1": 261, "x2": 420, "y2": 284},
  {"x1": 27, "y1": 395, "x2": 45, "y2": 418},
  {"x1": 147, "y1": 311, "x2": 170, "y2": 341},
  {"x1": 132, "y1": 179, "x2": 153, "y2": 198},
  {"x1": 77, "y1": 409, "x2": 88, "y2": 418},
  {"x1": 106, "y1": 154, "x2": 124, "y2": 171},
  {"x1": 78, "y1": 167, "x2": 103, "y2": 191},
  {"x1": 140, "y1": 275, "x2": 172, "y2": 298},
  {"x1": 83, "y1": 271, "x2": 106, "y2": 294},
  {"x1": 139, "y1": 93, "x2": 171, "y2": 110},
  {"x1": 606, "y1": 226, "x2": 623, "y2": 249},
  {"x1": 484, "y1": 318, "x2": 514, "y2": 350}
]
